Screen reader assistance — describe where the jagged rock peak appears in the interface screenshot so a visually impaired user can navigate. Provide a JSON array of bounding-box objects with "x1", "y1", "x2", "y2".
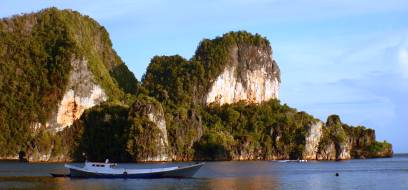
[{"x1": 194, "y1": 31, "x2": 281, "y2": 105}]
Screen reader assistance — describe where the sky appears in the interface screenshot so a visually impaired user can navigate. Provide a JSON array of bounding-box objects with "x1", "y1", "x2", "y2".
[{"x1": 1, "y1": 0, "x2": 407, "y2": 152}]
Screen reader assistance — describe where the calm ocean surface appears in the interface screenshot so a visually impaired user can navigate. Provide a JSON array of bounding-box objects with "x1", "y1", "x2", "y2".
[{"x1": 0, "y1": 154, "x2": 407, "y2": 190}]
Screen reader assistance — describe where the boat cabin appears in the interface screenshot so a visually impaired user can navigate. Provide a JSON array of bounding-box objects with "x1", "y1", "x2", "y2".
[{"x1": 84, "y1": 162, "x2": 117, "y2": 169}]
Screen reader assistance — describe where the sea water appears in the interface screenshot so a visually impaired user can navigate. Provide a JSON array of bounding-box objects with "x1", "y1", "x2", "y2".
[{"x1": 0, "y1": 154, "x2": 407, "y2": 190}]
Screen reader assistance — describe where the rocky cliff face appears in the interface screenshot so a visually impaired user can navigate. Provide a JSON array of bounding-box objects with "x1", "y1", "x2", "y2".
[
  {"x1": 205, "y1": 43, "x2": 280, "y2": 105},
  {"x1": 316, "y1": 142, "x2": 337, "y2": 160},
  {"x1": 33, "y1": 8, "x2": 138, "y2": 132},
  {"x1": 145, "y1": 111, "x2": 169, "y2": 161},
  {"x1": 0, "y1": 8, "x2": 139, "y2": 160},
  {"x1": 128, "y1": 98, "x2": 170, "y2": 161},
  {"x1": 303, "y1": 121, "x2": 323, "y2": 160},
  {"x1": 47, "y1": 58, "x2": 107, "y2": 131},
  {"x1": 311, "y1": 116, "x2": 393, "y2": 160},
  {"x1": 338, "y1": 141, "x2": 352, "y2": 160}
]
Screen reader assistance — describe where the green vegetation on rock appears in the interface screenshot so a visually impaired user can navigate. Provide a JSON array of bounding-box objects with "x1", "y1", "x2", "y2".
[
  {"x1": 0, "y1": 8, "x2": 392, "y2": 161},
  {"x1": 0, "y1": 8, "x2": 138, "y2": 157},
  {"x1": 193, "y1": 31, "x2": 271, "y2": 90},
  {"x1": 195, "y1": 100, "x2": 316, "y2": 160},
  {"x1": 140, "y1": 31, "x2": 278, "y2": 160},
  {"x1": 142, "y1": 31, "x2": 273, "y2": 106},
  {"x1": 0, "y1": 8, "x2": 75, "y2": 156},
  {"x1": 318, "y1": 115, "x2": 393, "y2": 160}
]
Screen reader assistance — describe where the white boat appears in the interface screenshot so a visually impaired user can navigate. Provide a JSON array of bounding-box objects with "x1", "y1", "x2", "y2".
[
  {"x1": 55, "y1": 161, "x2": 204, "y2": 178},
  {"x1": 277, "y1": 159, "x2": 308, "y2": 163}
]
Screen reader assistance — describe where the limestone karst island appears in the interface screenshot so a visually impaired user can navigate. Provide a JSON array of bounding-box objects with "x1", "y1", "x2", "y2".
[{"x1": 0, "y1": 8, "x2": 392, "y2": 162}]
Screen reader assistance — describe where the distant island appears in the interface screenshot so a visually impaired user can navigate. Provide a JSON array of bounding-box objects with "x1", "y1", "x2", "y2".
[{"x1": 0, "y1": 8, "x2": 392, "y2": 162}]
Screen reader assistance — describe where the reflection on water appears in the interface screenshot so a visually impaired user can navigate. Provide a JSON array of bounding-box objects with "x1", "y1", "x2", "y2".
[
  {"x1": 0, "y1": 154, "x2": 408, "y2": 190},
  {"x1": 0, "y1": 176, "x2": 280, "y2": 190},
  {"x1": 0, "y1": 177, "x2": 58, "y2": 190},
  {"x1": 206, "y1": 176, "x2": 280, "y2": 190}
]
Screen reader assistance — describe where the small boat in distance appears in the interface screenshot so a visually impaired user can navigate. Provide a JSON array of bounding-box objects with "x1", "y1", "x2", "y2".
[
  {"x1": 56, "y1": 161, "x2": 204, "y2": 178},
  {"x1": 277, "y1": 159, "x2": 308, "y2": 163}
]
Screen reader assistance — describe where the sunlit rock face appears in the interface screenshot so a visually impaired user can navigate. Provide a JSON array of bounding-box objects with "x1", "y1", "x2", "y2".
[
  {"x1": 146, "y1": 107, "x2": 169, "y2": 161},
  {"x1": 338, "y1": 142, "x2": 352, "y2": 160},
  {"x1": 303, "y1": 121, "x2": 324, "y2": 160},
  {"x1": 47, "y1": 58, "x2": 107, "y2": 131},
  {"x1": 129, "y1": 99, "x2": 170, "y2": 162},
  {"x1": 205, "y1": 44, "x2": 280, "y2": 105},
  {"x1": 317, "y1": 142, "x2": 337, "y2": 160}
]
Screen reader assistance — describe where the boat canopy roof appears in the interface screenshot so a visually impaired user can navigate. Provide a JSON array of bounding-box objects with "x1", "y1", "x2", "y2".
[{"x1": 85, "y1": 161, "x2": 117, "y2": 168}]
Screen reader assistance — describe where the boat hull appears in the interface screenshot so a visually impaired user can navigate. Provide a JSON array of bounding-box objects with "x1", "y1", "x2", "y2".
[{"x1": 68, "y1": 163, "x2": 204, "y2": 178}]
